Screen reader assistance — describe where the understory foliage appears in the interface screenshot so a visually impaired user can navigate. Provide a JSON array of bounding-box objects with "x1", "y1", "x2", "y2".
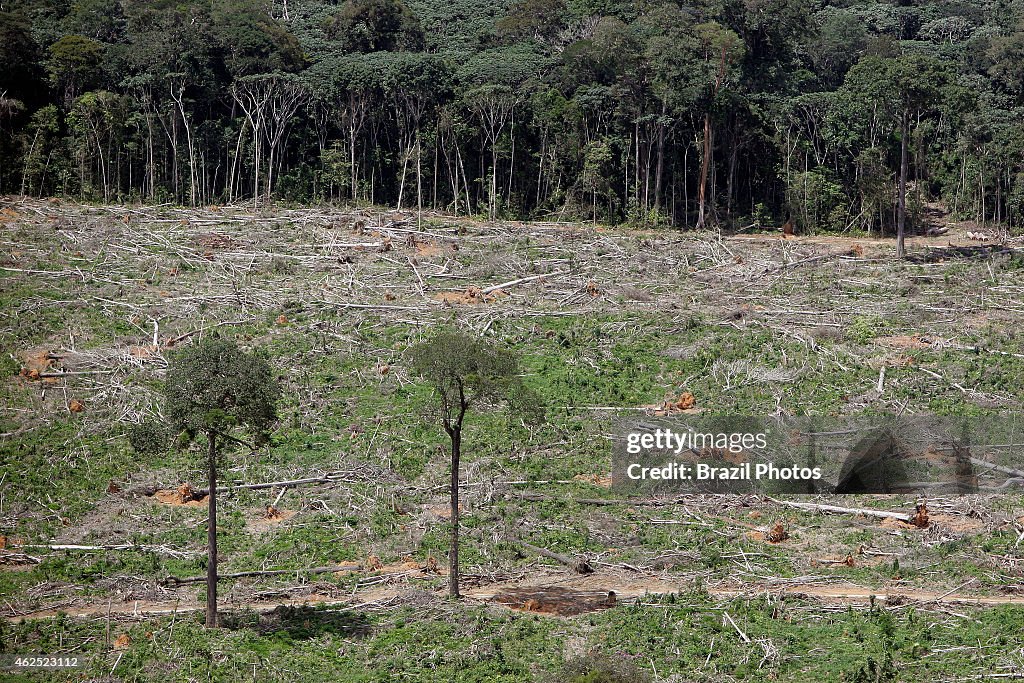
[{"x1": 3, "y1": 0, "x2": 1024, "y2": 231}]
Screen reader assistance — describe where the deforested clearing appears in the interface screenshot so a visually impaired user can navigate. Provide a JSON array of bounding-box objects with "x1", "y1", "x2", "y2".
[{"x1": 2, "y1": 200, "x2": 1024, "y2": 681}]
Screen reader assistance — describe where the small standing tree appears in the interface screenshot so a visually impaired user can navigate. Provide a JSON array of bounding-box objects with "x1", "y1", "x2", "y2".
[
  {"x1": 408, "y1": 329, "x2": 542, "y2": 598},
  {"x1": 164, "y1": 337, "x2": 280, "y2": 627}
]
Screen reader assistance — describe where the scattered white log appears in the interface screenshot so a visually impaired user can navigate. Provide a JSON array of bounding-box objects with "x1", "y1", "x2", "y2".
[
  {"x1": 481, "y1": 270, "x2": 566, "y2": 295},
  {"x1": 723, "y1": 612, "x2": 751, "y2": 643},
  {"x1": 162, "y1": 563, "x2": 364, "y2": 585},
  {"x1": 970, "y1": 458, "x2": 1024, "y2": 480},
  {"x1": 225, "y1": 472, "x2": 358, "y2": 492},
  {"x1": 765, "y1": 498, "x2": 913, "y2": 523},
  {"x1": 19, "y1": 543, "x2": 199, "y2": 558}
]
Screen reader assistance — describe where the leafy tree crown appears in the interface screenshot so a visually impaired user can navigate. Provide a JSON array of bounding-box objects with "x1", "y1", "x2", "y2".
[
  {"x1": 407, "y1": 329, "x2": 543, "y2": 430},
  {"x1": 164, "y1": 336, "x2": 280, "y2": 442}
]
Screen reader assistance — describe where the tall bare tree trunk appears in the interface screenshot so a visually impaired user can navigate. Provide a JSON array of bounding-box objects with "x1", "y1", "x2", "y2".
[
  {"x1": 654, "y1": 103, "x2": 666, "y2": 214},
  {"x1": 416, "y1": 133, "x2": 422, "y2": 225},
  {"x1": 697, "y1": 45, "x2": 727, "y2": 230},
  {"x1": 696, "y1": 112, "x2": 712, "y2": 230},
  {"x1": 490, "y1": 146, "x2": 499, "y2": 219},
  {"x1": 897, "y1": 111, "x2": 909, "y2": 259},
  {"x1": 170, "y1": 82, "x2": 198, "y2": 206},
  {"x1": 206, "y1": 434, "x2": 218, "y2": 628},
  {"x1": 349, "y1": 122, "x2": 358, "y2": 203},
  {"x1": 448, "y1": 427, "x2": 461, "y2": 599}
]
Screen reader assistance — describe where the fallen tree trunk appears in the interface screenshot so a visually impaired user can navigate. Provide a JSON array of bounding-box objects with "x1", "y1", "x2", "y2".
[
  {"x1": 481, "y1": 271, "x2": 566, "y2": 295},
  {"x1": 19, "y1": 543, "x2": 199, "y2": 558},
  {"x1": 512, "y1": 539, "x2": 593, "y2": 574},
  {"x1": 162, "y1": 563, "x2": 364, "y2": 586},
  {"x1": 0, "y1": 551, "x2": 41, "y2": 565},
  {"x1": 970, "y1": 458, "x2": 1024, "y2": 480},
  {"x1": 134, "y1": 471, "x2": 360, "y2": 499},
  {"x1": 225, "y1": 473, "x2": 355, "y2": 492},
  {"x1": 516, "y1": 492, "x2": 682, "y2": 507},
  {"x1": 765, "y1": 498, "x2": 912, "y2": 523},
  {"x1": 518, "y1": 492, "x2": 914, "y2": 523}
]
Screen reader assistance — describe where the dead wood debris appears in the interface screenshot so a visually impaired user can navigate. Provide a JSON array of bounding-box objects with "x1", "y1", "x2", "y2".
[
  {"x1": 765, "y1": 522, "x2": 789, "y2": 543},
  {"x1": 513, "y1": 539, "x2": 593, "y2": 574},
  {"x1": 765, "y1": 497, "x2": 915, "y2": 524}
]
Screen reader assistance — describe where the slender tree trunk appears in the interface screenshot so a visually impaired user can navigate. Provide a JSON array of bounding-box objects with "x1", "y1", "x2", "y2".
[
  {"x1": 171, "y1": 117, "x2": 179, "y2": 200},
  {"x1": 697, "y1": 45, "x2": 727, "y2": 230},
  {"x1": 727, "y1": 125, "x2": 738, "y2": 219},
  {"x1": 897, "y1": 111, "x2": 909, "y2": 259},
  {"x1": 491, "y1": 144, "x2": 499, "y2": 219},
  {"x1": 683, "y1": 143, "x2": 689, "y2": 223},
  {"x1": 536, "y1": 130, "x2": 546, "y2": 209},
  {"x1": 171, "y1": 84, "x2": 198, "y2": 206},
  {"x1": 397, "y1": 138, "x2": 410, "y2": 210},
  {"x1": 643, "y1": 131, "x2": 651, "y2": 212},
  {"x1": 443, "y1": 137, "x2": 458, "y2": 215},
  {"x1": 448, "y1": 426, "x2": 461, "y2": 599},
  {"x1": 228, "y1": 124, "x2": 245, "y2": 204},
  {"x1": 20, "y1": 129, "x2": 41, "y2": 197},
  {"x1": 349, "y1": 122, "x2": 358, "y2": 203},
  {"x1": 696, "y1": 112, "x2": 712, "y2": 230},
  {"x1": 206, "y1": 433, "x2": 218, "y2": 628},
  {"x1": 417, "y1": 133, "x2": 423, "y2": 225},
  {"x1": 654, "y1": 105, "x2": 666, "y2": 214},
  {"x1": 507, "y1": 112, "x2": 516, "y2": 206},
  {"x1": 996, "y1": 180, "x2": 1002, "y2": 224},
  {"x1": 456, "y1": 144, "x2": 471, "y2": 214},
  {"x1": 432, "y1": 136, "x2": 438, "y2": 210},
  {"x1": 634, "y1": 123, "x2": 640, "y2": 206},
  {"x1": 146, "y1": 115, "x2": 155, "y2": 199}
]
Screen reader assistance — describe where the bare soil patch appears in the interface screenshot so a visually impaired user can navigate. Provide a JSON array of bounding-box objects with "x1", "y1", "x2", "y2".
[
  {"x1": 17, "y1": 348, "x2": 60, "y2": 383},
  {"x1": 414, "y1": 240, "x2": 443, "y2": 257},
  {"x1": 928, "y1": 512, "x2": 987, "y2": 534},
  {"x1": 150, "y1": 484, "x2": 207, "y2": 507},
  {"x1": 875, "y1": 335, "x2": 934, "y2": 350},
  {"x1": 247, "y1": 507, "x2": 298, "y2": 533},
  {"x1": 490, "y1": 587, "x2": 617, "y2": 616},
  {"x1": 879, "y1": 516, "x2": 919, "y2": 530},
  {"x1": 573, "y1": 473, "x2": 612, "y2": 487},
  {"x1": 432, "y1": 287, "x2": 505, "y2": 305}
]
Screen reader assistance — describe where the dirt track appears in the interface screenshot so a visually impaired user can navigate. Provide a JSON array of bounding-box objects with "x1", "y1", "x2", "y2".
[{"x1": 7, "y1": 569, "x2": 1024, "y2": 622}]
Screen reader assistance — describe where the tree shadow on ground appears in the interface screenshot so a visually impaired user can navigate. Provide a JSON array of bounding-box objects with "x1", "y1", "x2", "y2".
[{"x1": 221, "y1": 605, "x2": 372, "y2": 639}]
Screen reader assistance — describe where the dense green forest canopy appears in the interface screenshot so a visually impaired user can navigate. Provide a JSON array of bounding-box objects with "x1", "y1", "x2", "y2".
[{"x1": 2, "y1": 0, "x2": 1024, "y2": 231}]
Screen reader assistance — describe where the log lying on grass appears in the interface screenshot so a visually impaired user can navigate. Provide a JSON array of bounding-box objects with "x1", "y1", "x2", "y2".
[
  {"x1": 512, "y1": 539, "x2": 593, "y2": 574},
  {"x1": 480, "y1": 270, "x2": 567, "y2": 295},
  {"x1": 131, "y1": 471, "x2": 361, "y2": 499},
  {"x1": 970, "y1": 458, "x2": 1024, "y2": 480},
  {"x1": 19, "y1": 543, "x2": 199, "y2": 558},
  {"x1": 765, "y1": 497, "x2": 913, "y2": 523},
  {"x1": 161, "y1": 563, "x2": 364, "y2": 586},
  {"x1": 516, "y1": 491, "x2": 681, "y2": 507}
]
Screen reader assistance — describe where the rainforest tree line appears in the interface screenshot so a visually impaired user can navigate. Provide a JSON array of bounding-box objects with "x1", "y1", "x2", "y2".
[{"x1": 3, "y1": 0, "x2": 1024, "y2": 233}]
